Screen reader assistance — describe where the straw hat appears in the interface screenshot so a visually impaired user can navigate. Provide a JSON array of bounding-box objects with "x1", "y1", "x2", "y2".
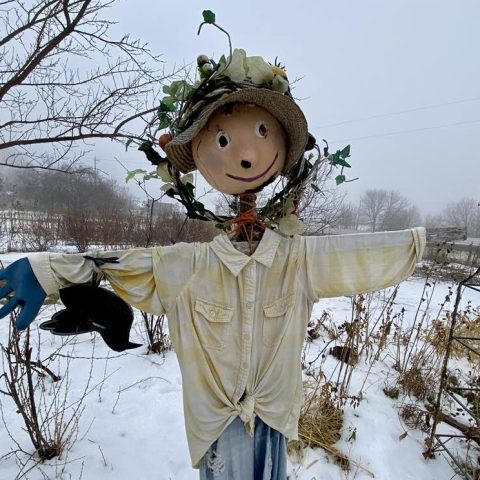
[{"x1": 165, "y1": 87, "x2": 309, "y2": 174}]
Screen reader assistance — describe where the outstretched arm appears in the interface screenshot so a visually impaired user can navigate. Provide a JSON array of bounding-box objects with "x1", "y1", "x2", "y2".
[
  {"x1": 1, "y1": 243, "x2": 196, "y2": 330},
  {"x1": 28, "y1": 245, "x2": 196, "y2": 314},
  {"x1": 298, "y1": 227, "x2": 426, "y2": 301}
]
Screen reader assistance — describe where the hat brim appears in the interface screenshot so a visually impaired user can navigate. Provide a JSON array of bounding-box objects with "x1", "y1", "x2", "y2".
[{"x1": 165, "y1": 88, "x2": 308, "y2": 175}]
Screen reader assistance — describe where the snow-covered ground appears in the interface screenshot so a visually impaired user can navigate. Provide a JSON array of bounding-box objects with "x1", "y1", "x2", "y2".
[{"x1": 0, "y1": 251, "x2": 478, "y2": 480}]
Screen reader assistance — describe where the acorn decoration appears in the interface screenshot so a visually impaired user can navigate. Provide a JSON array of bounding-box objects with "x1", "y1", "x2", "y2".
[
  {"x1": 197, "y1": 54, "x2": 214, "y2": 80},
  {"x1": 159, "y1": 133, "x2": 173, "y2": 152}
]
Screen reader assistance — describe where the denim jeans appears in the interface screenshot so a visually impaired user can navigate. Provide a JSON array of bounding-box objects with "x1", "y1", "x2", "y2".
[{"x1": 199, "y1": 416, "x2": 287, "y2": 480}]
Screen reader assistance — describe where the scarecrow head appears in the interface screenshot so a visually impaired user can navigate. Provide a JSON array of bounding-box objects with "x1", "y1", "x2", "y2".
[{"x1": 163, "y1": 49, "x2": 310, "y2": 196}]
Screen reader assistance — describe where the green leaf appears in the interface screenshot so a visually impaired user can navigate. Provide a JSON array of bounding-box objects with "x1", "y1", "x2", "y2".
[
  {"x1": 125, "y1": 169, "x2": 147, "y2": 182},
  {"x1": 159, "y1": 99, "x2": 177, "y2": 112},
  {"x1": 215, "y1": 222, "x2": 228, "y2": 231},
  {"x1": 157, "y1": 114, "x2": 170, "y2": 130},
  {"x1": 330, "y1": 151, "x2": 351, "y2": 168},
  {"x1": 184, "y1": 182, "x2": 195, "y2": 198},
  {"x1": 335, "y1": 158, "x2": 351, "y2": 168},
  {"x1": 202, "y1": 10, "x2": 216, "y2": 23},
  {"x1": 340, "y1": 145, "x2": 351, "y2": 158},
  {"x1": 193, "y1": 201, "x2": 205, "y2": 216},
  {"x1": 167, "y1": 80, "x2": 186, "y2": 98},
  {"x1": 335, "y1": 174, "x2": 346, "y2": 185},
  {"x1": 218, "y1": 54, "x2": 227, "y2": 66},
  {"x1": 125, "y1": 139, "x2": 133, "y2": 151},
  {"x1": 311, "y1": 183, "x2": 320, "y2": 193},
  {"x1": 159, "y1": 119, "x2": 170, "y2": 130}
]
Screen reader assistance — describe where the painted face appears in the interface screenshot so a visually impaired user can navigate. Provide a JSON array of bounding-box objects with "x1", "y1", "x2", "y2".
[{"x1": 192, "y1": 103, "x2": 287, "y2": 194}]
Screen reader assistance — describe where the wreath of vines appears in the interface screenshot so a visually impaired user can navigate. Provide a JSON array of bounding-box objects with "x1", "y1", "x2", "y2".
[{"x1": 132, "y1": 10, "x2": 355, "y2": 232}]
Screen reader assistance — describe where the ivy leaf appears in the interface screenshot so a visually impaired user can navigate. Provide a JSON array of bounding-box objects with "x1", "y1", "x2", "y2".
[
  {"x1": 157, "y1": 114, "x2": 170, "y2": 130},
  {"x1": 193, "y1": 200, "x2": 205, "y2": 216},
  {"x1": 159, "y1": 99, "x2": 176, "y2": 113},
  {"x1": 184, "y1": 182, "x2": 195, "y2": 198},
  {"x1": 340, "y1": 145, "x2": 351, "y2": 158},
  {"x1": 126, "y1": 169, "x2": 147, "y2": 182},
  {"x1": 202, "y1": 10, "x2": 216, "y2": 24},
  {"x1": 331, "y1": 151, "x2": 351, "y2": 168},
  {"x1": 311, "y1": 183, "x2": 320, "y2": 193},
  {"x1": 125, "y1": 139, "x2": 133, "y2": 151},
  {"x1": 335, "y1": 174, "x2": 346, "y2": 185},
  {"x1": 336, "y1": 158, "x2": 351, "y2": 168}
]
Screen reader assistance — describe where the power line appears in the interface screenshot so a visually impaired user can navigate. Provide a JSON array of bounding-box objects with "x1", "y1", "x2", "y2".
[
  {"x1": 331, "y1": 118, "x2": 480, "y2": 143},
  {"x1": 315, "y1": 96, "x2": 480, "y2": 129}
]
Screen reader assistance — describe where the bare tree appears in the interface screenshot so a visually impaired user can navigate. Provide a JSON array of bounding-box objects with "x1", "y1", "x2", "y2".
[
  {"x1": 443, "y1": 197, "x2": 480, "y2": 237},
  {"x1": 0, "y1": 0, "x2": 175, "y2": 172},
  {"x1": 379, "y1": 191, "x2": 421, "y2": 231},
  {"x1": 336, "y1": 201, "x2": 360, "y2": 231},
  {"x1": 299, "y1": 185, "x2": 345, "y2": 235},
  {"x1": 360, "y1": 189, "x2": 388, "y2": 232},
  {"x1": 360, "y1": 189, "x2": 420, "y2": 232}
]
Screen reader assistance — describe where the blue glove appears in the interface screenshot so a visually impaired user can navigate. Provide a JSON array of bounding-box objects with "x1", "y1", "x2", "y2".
[{"x1": 0, "y1": 258, "x2": 46, "y2": 330}]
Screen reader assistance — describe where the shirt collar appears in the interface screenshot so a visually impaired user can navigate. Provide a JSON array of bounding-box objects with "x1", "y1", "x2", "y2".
[{"x1": 210, "y1": 228, "x2": 282, "y2": 277}]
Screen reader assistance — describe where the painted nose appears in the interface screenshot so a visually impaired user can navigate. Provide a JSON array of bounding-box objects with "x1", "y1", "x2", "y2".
[{"x1": 241, "y1": 160, "x2": 252, "y2": 169}]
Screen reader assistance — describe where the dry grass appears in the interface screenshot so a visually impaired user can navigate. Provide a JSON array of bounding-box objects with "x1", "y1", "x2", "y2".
[{"x1": 288, "y1": 381, "x2": 348, "y2": 469}]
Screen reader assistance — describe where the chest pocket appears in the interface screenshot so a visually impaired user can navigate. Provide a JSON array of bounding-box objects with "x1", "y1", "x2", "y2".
[
  {"x1": 194, "y1": 298, "x2": 233, "y2": 351},
  {"x1": 262, "y1": 292, "x2": 294, "y2": 348}
]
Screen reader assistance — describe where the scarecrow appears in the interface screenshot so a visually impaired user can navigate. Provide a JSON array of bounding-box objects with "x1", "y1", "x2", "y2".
[{"x1": 0, "y1": 14, "x2": 426, "y2": 480}]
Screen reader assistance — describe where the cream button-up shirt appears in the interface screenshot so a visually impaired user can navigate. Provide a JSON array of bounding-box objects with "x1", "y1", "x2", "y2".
[{"x1": 29, "y1": 227, "x2": 426, "y2": 467}]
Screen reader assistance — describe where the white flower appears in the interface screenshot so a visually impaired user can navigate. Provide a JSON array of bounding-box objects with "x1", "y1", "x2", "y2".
[
  {"x1": 222, "y1": 48, "x2": 247, "y2": 82},
  {"x1": 244, "y1": 56, "x2": 274, "y2": 85},
  {"x1": 278, "y1": 214, "x2": 306, "y2": 236},
  {"x1": 271, "y1": 75, "x2": 289, "y2": 93}
]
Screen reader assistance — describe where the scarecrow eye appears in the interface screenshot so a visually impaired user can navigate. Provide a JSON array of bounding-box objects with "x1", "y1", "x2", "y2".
[
  {"x1": 216, "y1": 131, "x2": 230, "y2": 149},
  {"x1": 255, "y1": 122, "x2": 268, "y2": 138}
]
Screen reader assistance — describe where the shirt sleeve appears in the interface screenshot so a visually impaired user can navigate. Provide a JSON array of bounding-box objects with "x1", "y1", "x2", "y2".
[
  {"x1": 299, "y1": 227, "x2": 426, "y2": 301},
  {"x1": 28, "y1": 243, "x2": 196, "y2": 315}
]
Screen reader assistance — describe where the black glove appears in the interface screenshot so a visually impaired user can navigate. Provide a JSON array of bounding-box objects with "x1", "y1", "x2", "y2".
[{"x1": 40, "y1": 285, "x2": 142, "y2": 352}]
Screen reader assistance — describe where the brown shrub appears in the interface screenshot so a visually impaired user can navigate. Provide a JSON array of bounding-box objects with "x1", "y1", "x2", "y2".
[
  {"x1": 398, "y1": 364, "x2": 436, "y2": 402},
  {"x1": 400, "y1": 403, "x2": 430, "y2": 432},
  {"x1": 426, "y1": 307, "x2": 480, "y2": 367}
]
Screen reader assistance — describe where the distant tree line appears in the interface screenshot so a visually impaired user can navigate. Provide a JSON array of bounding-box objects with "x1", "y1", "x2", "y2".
[
  {"x1": 0, "y1": 168, "x2": 215, "y2": 252},
  {"x1": 336, "y1": 189, "x2": 479, "y2": 238},
  {"x1": 1, "y1": 168, "x2": 478, "y2": 252}
]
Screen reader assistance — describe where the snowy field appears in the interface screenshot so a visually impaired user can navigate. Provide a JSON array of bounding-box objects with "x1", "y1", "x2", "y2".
[{"x1": 0, "y1": 251, "x2": 479, "y2": 480}]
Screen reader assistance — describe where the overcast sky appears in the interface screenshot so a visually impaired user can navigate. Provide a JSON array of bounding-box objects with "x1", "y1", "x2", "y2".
[{"x1": 90, "y1": 0, "x2": 479, "y2": 216}]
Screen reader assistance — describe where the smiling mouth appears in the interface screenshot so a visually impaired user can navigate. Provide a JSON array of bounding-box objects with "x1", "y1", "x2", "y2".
[{"x1": 226, "y1": 153, "x2": 278, "y2": 182}]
